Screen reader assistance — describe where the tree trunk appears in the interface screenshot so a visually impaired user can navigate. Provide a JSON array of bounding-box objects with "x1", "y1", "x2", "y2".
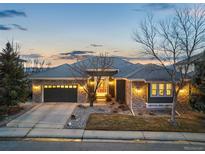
[
  {"x1": 90, "y1": 99, "x2": 94, "y2": 107},
  {"x1": 171, "y1": 83, "x2": 177, "y2": 125},
  {"x1": 89, "y1": 93, "x2": 95, "y2": 107}
]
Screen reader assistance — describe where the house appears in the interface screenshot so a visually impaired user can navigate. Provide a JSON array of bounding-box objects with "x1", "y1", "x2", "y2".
[
  {"x1": 30, "y1": 57, "x2": 190, "y2": 108},
  {"x1": 176, "y1": 51, "x2": 205, "y2": 75}
]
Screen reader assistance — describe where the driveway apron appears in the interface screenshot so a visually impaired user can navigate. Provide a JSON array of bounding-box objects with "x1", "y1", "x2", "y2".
[
  {"x1": 35, "y1": 103, "x2": 76, "y2": 129},
  {"x1": 6, "y1": 103, "x2": 76, "y2": 129}
]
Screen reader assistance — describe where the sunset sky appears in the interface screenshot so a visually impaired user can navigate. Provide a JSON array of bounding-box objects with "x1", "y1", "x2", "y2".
[{"x1": 0, "y1": 3, "x2": 196, "y2": 66}]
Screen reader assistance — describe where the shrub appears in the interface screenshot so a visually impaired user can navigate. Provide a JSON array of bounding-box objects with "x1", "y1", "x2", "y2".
[
  {"x1": 105, "y1": 94, "x2": 112, "y2": 102},
  {"x1": 189, "y1": 95, "x2": 205, "y2": 113}
]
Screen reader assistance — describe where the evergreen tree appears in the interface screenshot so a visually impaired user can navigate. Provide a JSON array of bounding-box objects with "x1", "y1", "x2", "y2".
[
  {"x1": 190, "y1": 51, "x2": 205, "y2": 113},
  {"x1": 0, "y1": 42, "x2": 28, "y2": 108}
]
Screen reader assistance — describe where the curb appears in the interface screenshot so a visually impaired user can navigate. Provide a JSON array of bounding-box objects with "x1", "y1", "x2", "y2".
[{"x1": 0, "y1": 128, "x2": 205, "y2": 143}]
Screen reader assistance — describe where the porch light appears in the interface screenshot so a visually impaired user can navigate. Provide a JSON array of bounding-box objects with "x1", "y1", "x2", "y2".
[
  {"x1": 135, "y1": 88, "x2": 142, "y2": 93},
  {"x1": 33, "y1": 85, "x2": 41, "y2": 92},
  {"x1": 109, "y1": 81, "x2": 114, "y2": 85},
  {"x1": 79, "y1": 85, "x2": 85, "y2": 90},
  {"x1": 89, "y1": 81, "x2": 94, "y2": 85},
  {"x1": 179, "y1": 89, "x2": 185, "y2": 93}
]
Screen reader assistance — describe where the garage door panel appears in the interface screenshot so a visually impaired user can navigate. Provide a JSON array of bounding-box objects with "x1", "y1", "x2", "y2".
[{"x1": 44, "y1": 88, "x2": 77, "y2": 102}]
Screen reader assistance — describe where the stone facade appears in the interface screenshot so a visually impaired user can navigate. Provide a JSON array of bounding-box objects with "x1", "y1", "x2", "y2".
[
  {"x1": 132, "y1": 81, "x2": 148, "y2": 102},
  {"x1": 32, "y1": 80, "x2": 86, "y2": 103}
]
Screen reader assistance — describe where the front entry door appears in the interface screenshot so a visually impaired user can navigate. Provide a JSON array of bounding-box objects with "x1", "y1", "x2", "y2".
[{"x1": 96, "y1": 78, "x2": 107, "y2": 96}]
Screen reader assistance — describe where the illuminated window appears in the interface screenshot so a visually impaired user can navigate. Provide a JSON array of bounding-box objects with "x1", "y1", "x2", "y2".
[
  {"x1": 151, "y1": 84, "x2": 157, "y2": 96},
  {"x1": 69, "y1": 85, "x2": 72, "y2": 88},
  {"x1": 60, "y1": 85, "x2": 64, "y2": 88},
  {"x1": 53, "y1": 85, "x2": 56, "y2": 88},
  {"x1": 57, "y1": 85, "x2": 60, "y2": 88},
  {"x1": 48, "y1": 85, "x2": 52, "y2": 88},
  {"x1": 159, "y1": 84, "x2": 165, "y2": 96},
  {"x1": 44, "y1": 85, "x2": 48, "y2": 88},
  {"x1": 65, "y1": 85, "x2": 68, "y2": 88},
  {"x1": 166, "y1": 84, "x2": 172, "y2": 96},
  {"x1": 151, "y1": 83, "x2": 172, "y2": 97},
  {"x1": 73, "y1": 85, "x2": 77, "y2": 88}
]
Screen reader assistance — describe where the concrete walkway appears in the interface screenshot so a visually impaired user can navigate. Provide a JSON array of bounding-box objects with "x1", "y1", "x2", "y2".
[
  {"x1": 6, "y1": 103, "x2": 76, "y2": 129},
  {"x1": 0, "y1": 128, "x2": 205, "y2": 142}
]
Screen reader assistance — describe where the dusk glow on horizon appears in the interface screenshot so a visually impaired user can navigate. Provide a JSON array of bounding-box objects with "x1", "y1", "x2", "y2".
[{"x1": 0, "y1": 3, "x2": 196, "y2": 66}]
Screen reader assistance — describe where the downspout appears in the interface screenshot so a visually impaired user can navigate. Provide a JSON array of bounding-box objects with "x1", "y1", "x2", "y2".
[{"x1": 130, "y1": 81, "x2": 135, "y2": 116}]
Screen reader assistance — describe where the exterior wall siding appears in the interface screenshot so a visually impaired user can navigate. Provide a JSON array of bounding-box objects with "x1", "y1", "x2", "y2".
[{"x1": 32, "y1": 80, "x2": 86, "y2": 103}]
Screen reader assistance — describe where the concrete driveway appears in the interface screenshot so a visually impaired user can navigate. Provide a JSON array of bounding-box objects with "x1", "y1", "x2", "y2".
[{"x1": 7, "y1": 103, "x2": 76, "y2": 129}]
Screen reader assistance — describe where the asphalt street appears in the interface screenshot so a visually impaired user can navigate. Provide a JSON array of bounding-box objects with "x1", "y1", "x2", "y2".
[{"x1": 0, "y1": 139, "x2": 204, "y2": 151}]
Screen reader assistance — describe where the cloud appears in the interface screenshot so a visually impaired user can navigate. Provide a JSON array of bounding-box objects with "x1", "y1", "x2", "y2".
[
  {"x1": 0, "y1": 24, "x2": 27, "y2": 31},
  {"x1": 90, "y1": 44, "x2": 103, "y2": 47},
  {"x1": 60, "y1": 50, "x2": 95, "y2": 56},
  {"x1": 55, "y1": 50, "x2": 95, "y2": 60},
  {"x1": 21, "y1": 53, "x2": 43, "y2": 59},
  {"x1": 0, "y1": 10, "x2": 26, "y2": 18},
  {"x1": 133, "y1": 3, "x2": 176, "y2": 12},
  {"x1": 112, "y1": 50, "x2": 120, "y2": 53},
  {"x1": 12, "y1": 24, "x2": 27, "y2": 31},
  {"x1": 0, "y1": 25, "x2": 12, "y2": 30},
  {"x1": 116, "y1": 55, "x2": 156, "y2": 61}
]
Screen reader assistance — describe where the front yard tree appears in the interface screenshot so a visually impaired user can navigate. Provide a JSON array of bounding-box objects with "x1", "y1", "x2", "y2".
[
  {"x1": 70, "y1": 53, "x2": 113, "y2": 107},
  {"x1": 133, "y1": 7, "x2": 205, "y2": 124},
  {"x1": 191, "y1": 51, "x2": 205, "y2": 112},
  {"x1": 0, "y1": 42, "x2": 28, "y2": 108}
]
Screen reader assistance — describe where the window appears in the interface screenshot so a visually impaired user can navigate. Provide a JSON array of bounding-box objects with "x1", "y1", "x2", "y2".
[
  {"x1": 159, "y1": 84, "x2": 165, "y2": 96},
  {"x1": 151, "y1": 83, "x2": 172, "y2": 97},
  {"x1": 151, "y1": 84, "x2": 157, "y2": 96},
  {"x1": 166, "y1": 84, "x2": 172, "y2": 96}
]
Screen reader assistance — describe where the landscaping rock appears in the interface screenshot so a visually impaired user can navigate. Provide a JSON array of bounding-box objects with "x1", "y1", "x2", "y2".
[
  {"x1": 70, "y1": 114, "x2": 76, "y2": 120},
  {"x1": 66, "y1": 105, "x2": 112, "y2": 129}
]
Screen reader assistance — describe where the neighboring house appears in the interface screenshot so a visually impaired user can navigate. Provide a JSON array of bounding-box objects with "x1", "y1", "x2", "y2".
[
  {"x1": 176, "y1": 51, "x2": 205, "y2": 75},
  {"x1": 24, "y1": 67, "x2": 50, "y2": 74},
  {"x1": 30, "y1": 57, "x2": 190, "y2": 108}
]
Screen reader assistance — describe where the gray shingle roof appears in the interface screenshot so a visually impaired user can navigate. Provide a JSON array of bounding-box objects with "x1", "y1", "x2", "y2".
[
  {"x1": 127, "y1": 64, "x2": 181, "y2": 81},
  {"x1": 31, "y1": 57, "x2": 181, "y2": 81},
  {"x1": 31, "y1": 63, "x2": 82, "y2": 79},
  {"x1": 31, "y1": 57, "x2": 142, "y2": 79}
]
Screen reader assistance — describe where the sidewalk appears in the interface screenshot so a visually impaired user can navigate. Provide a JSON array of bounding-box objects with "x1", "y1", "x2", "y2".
[{"x1": 0, "y1": 127, "x2": 205, "y2": 142}]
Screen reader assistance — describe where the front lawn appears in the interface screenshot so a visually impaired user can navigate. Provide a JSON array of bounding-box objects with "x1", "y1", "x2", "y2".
[{"x1": 86, "y1": 113, "x2": 205, "y2": 132}]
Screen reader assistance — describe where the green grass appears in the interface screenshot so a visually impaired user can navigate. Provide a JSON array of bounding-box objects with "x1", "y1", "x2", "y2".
[{"x1": 86, "y1": 113, "x2": 205, "y2": 132}]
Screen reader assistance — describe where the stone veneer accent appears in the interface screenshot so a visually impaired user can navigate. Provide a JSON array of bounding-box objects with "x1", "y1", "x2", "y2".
[
  {"x1": 32, "y1": 80, "x2": 86, "y2": 103},
  {"x1": 125, "y1": 80, "x2": 147, "y2": 110},
  {"x1": 132, "y1": 81, "x2": 148, "y2": 103}
]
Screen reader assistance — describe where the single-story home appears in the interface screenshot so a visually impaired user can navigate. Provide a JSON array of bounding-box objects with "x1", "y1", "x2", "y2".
[{"x1": 30, "y1": 57, "x2": 190, "y2": 108}]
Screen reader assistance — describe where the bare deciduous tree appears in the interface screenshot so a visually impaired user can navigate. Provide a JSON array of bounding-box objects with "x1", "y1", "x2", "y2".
[
  {"x1": 133, "y1": 6, "x2": 205, "y2": 124},
  {"x1": 70, "y1": 53, "x2": 114, "y2": 107}
]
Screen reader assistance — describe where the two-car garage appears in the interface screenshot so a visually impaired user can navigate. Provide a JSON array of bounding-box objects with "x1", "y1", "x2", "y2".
[{"x1": 43, "y1": 85, "x2": 77, "y2": 102}]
